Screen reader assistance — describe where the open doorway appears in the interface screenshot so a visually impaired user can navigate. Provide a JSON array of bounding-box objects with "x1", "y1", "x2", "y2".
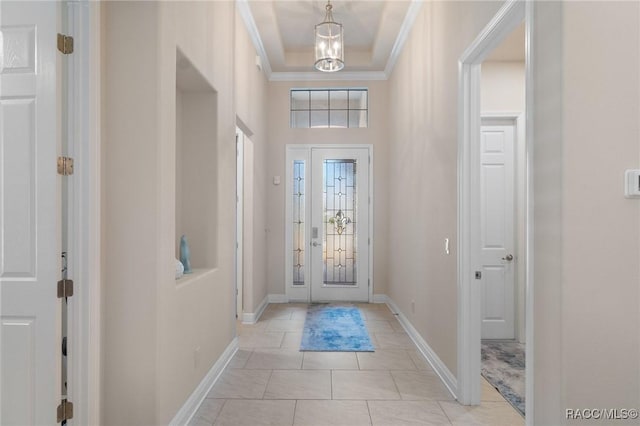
[
  {"x1": 478, "y1": 22, "x2": 526, "y2": 417},
  {"x1": 236, "y1": 125, "x2": 255, "y2": 321},
  {"x1": 457, "y1": 1, "x2": 533, "y2": 424}
]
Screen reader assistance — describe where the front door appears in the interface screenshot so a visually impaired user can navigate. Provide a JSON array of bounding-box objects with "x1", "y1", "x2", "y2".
[
  {"x1": 286, "y1": 146, "x2": 371, "y2": 303},
  {"x1": 479, "y1": 120, "x2": 516, "y2": 339},
  {"x1": 1, "y1": 1, "x2": 61, "y2": 424},
  {"x1": 310, "y1": 148, "x2": 370, "y2": 302}
]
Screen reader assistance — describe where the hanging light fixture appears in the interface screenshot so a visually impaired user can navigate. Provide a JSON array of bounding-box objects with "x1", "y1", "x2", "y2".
[{"x1": 314, "y1": 0, "x2": 344, "y2": 72}]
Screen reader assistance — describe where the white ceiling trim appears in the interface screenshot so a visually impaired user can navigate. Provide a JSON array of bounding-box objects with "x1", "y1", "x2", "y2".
[
  {"x1": 270, "y1": 71, "x2": 388, "y2": 82},
  {"x1": 237, "y1": 0, "x2": 273, "y2": 77},
  {"x1": 237, "y1": 0, "x2": 423, "y2": 82},
  {"x1": 384, "y1": 0, "x2": 424, "y2": 77}
]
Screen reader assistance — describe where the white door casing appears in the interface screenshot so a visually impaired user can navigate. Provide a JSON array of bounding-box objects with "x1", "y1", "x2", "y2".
[
  {"x1": 310, "y1": 148, "x2": 370, "y2": 302},
  {"x1": 236, "y1": 129, "x2": 243, "y2": 318},
  {"x1": 1, "y1": 1, "x2": 61, "y2": 424},
  {"x1": 242, "y1": 136, "x2": 254, "y2": 315},
  {"x1": 479, "y1": 120, "x2": 516, "y2": 339}
]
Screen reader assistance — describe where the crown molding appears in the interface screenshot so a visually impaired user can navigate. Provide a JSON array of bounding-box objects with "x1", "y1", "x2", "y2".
[
  {"x1": 269, "y1": 71, "x2": 388, "y2": 82},
  {"x1": 236, "y1": 0, "x2": 423, "y2": 83},
  {"x1": 384, "y1": 0, "x2": 424, "y2": 77},
  {"x1": 236, "y1": 0, "x2": 273, "y2": 77}
]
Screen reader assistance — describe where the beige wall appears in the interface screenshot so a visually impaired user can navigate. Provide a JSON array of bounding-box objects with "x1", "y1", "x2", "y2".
[
  {"x1": 533, "y1": 1, "x2": 640, "y2": 424},
  {"x1": 387, "y1": 0, "x2": 503, "y2": 376},
  {"x1": 235, "y1": 12, "x2": 270, "y2": 314},
  {"x1": 481, "y1": 61, "x2": 525, "y2": 112},
  {"x1": 563, "y1": 1, "x2": 640, "y2": 417},
  {"x1": 266, "y1": 81, "x2": 390, "y2": 300},
  {"x1": 103, "y1": 4, "x2": 160, "y2": 424},
  {"x1": 102, "y1": 1, "x2": 262, "y2": 424}
]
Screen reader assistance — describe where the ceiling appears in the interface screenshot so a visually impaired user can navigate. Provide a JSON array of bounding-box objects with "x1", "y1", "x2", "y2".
[
  {"x1": 486, "y1": 22, "x2": 525, "y2": 62},
  {"x1": 240, "y1": 0, "x2": 420, "y2": 81},
  {"x1": 239, "y1": 1, "x2": 525, "y2": 81}
]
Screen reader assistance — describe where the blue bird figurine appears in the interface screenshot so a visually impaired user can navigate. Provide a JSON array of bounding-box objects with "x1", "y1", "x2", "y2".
[{"x1": 180, "y1": 235, "x2": 192, "y2": 274}]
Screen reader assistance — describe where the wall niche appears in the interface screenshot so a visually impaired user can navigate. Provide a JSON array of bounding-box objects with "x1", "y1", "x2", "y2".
[{"x1": 175, "y1": 48, "x2": 218, "y2": 275}]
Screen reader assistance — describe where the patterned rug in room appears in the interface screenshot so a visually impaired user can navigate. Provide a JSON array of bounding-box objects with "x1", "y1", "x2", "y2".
[
  {"x1": 300, "y1": 304, "x2": 375, "y2": 352},
  {"x1": 481, "y1": 341, "x2": 525, "y2": 416}
]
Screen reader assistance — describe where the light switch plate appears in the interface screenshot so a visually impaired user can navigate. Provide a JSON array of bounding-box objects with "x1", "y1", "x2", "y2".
[
  {"x1": 273, "y1": 176, "x2": 281, "y2": 185},
  {"x1": 624, "y1": 170, "x2": 640, "y2": 198}
]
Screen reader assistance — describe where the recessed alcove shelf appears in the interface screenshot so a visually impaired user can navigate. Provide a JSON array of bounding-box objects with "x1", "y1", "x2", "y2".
[
  {"x1": 175, "y1": 48, "x2": 218, "y2": 276},
  {"x1": 175, "y1": 268, "x2": 218, "y2": 289}
]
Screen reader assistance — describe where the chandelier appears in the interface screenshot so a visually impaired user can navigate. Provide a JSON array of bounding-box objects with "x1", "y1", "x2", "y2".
[{"x1": 314, "y1": 0, "x2": 344, "y2": 72}]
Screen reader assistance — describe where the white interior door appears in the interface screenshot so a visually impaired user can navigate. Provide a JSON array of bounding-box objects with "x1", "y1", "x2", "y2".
[
  {"x1": 1, "y1": 1, "x2": 61, "y2": 424},
  {"x1": 310, "y1": 148, "x2": 369, "y2": 302},
  {"x1": 480, "y1": 121, "x2": 516, "y2": 339}
]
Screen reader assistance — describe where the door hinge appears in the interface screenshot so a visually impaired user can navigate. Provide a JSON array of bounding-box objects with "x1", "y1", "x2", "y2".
[
  {"x1": 57, "y1": 279, "x2": 74, "y2": 298},
  {"x1": 57, "y1": 157, "x2": 74, "y2": 176},
  {"x1": 57, "y1": 34, "x2": 74, "y2": 54},
  {"x1": 368, "y1": 278, "x2": 370, "y2": 287},
  {"x1": 57, "y1": 399, "x2": 74, "y2": 423}
]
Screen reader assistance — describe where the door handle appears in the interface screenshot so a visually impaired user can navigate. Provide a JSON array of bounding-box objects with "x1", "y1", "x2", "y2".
[
  {"x1": 502, "y1": 254, "x2": 514, "y2": 261},
  {"x1": 312, "y1": 242, "x2": 319, "y2": 247}
]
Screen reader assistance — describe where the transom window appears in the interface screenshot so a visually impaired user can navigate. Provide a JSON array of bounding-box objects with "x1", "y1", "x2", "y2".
[{"x1": 290, "y1": 89, "x2": 368, "y2": 128}]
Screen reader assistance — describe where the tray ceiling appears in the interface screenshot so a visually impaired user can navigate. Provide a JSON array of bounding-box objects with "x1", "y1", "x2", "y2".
[{"x1": 240, "y1": 0, "x2": 421, "y2": 80}]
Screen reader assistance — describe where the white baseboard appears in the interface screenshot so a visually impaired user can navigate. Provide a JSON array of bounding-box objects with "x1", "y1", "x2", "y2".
[
  {"x1": 242, "y1": 295, "x2": 291, "y2": 324},
  {"x1": 383, "y1": 296, "x2": 458, "y2": 400},
  {"x1": 372, "y1": 294, "x2": 388, "y2": 304},
  {"x1": 242, "y1": 295, "x2": 269, "y2": 324},
  {"x1": 170, "y1": 337, "x2": 238, "y2": 426},
  {"x1": 268, "y1": 294, "x2": 289, "y2": 303}
]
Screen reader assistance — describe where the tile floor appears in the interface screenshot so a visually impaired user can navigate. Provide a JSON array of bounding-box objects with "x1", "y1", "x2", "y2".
[{"x1": 189, "y1": 303, "x2": 524, "y2": 426}]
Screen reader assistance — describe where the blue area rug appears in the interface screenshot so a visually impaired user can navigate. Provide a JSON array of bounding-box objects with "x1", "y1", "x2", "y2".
[
  {"x1": 482, "y1": 341, "x2": 525, "y2": 416},
  {"x1": 300, "y1": 305, "x2": 375, "y2": 352}
]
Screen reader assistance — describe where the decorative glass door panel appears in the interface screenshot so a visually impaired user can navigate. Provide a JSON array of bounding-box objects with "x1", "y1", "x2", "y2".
[
  {"x1": 311, "y1": 148, "x2": 369, "y2": 302},
  {"x1": 323, "y1": 160, "x2": 357, "y2": 285},
  {"x1": 292, "y1": 160, "x2": 305, "y2": 285}
]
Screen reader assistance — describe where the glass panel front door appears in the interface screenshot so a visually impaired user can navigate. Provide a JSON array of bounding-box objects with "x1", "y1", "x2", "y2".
[{"x1": 311, "y1": 148, "x2": 370, "y2": 302}]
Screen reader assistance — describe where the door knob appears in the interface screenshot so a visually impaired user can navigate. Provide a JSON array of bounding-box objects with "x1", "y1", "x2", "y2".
[
  {"x1": 502, "y1": 254, "x2": 514, "y2": 261},
  {"x1": 312, "y1": 242, "x2": 319, "y2": 247}
]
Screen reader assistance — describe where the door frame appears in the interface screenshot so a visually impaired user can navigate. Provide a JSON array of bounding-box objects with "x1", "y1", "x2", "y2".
[
  {"x1": 65, "y1": 2, "x2": 102, "y2": 425},
  {"x1": 235, "y1": 128, "x2": 244, "y2": 318},
  {"x1": 285, "y1": 144, "x2": 374, "y2": 303},
  {"x1": 456, "y1": 0, "x2": 534, "y2": 422}
]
